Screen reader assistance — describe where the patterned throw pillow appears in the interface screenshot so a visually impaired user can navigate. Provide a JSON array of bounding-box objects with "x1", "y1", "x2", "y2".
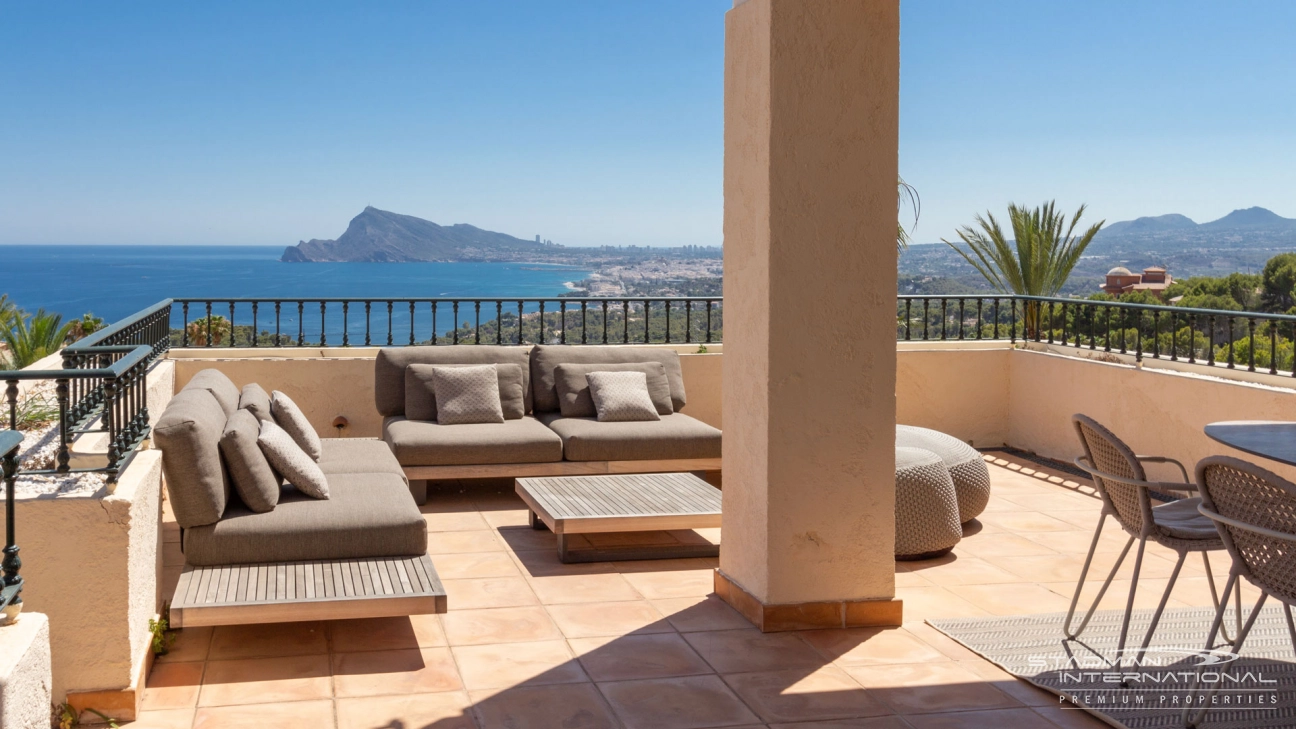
[
  {"x1": 586, "y1": 371, "x2": 662, "y2": 422},
  {"x1": 431, "y1": 365, "x2": 505, "y2": 425},
  {"x1": 257, "y1": 420, "x2": 329, "y2": 499},
  {"x1": 270, "y1": 390, "x2": 322, "y2": 461}
]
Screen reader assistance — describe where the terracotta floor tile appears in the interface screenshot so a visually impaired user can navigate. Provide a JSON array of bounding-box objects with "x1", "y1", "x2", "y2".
[
  {"x1": 901, "y1": 554, "x2": 1025, "y2": 587},
  {"x1": 157, "y1": 627, "x2": 213, "y2": 664},
  {"x1": 767, "y1": 718, "x2": 912, "y2": 729},
  {"x1": 722, "y1": 665, "x2": 888, "y2": 724},
  {"x1": 452, "y1": 639, "x2": 587, "y2": 690},
  {"x1": 141, "y1": 662, "x2": 204, "y2": 711},
  {"x1": 946, "y1": 583, "x2": 1074, "y2": 616},
  {"x1": 621, "y1": 568, "x2": 716, "y2": 599},
  {"x1": 527, "y1": 572, "x2": 644, "y2": 604},
  {"x1": 956, "y1": 532, "x2": 1063, "y2": 558},
  {"x1": 480, "y1": 508, "x2": 531, "y2": 529},
  {"x1": 683, "y1": 629, "x2": 824, "y2": 674},
  {"x1": 1030, "y1": 705, "x2": 1112, "y2": 728},
  {"x1": 1040, "y1": 579, "x2": 1190, "y2": 612},
  {"x1": 511, "y1": 548, "x2": 618, "y2": 578},
  {"x1": 571, "y1": 633, "x2": 713, "y2": 681},
  {"x1": 427, "y1": 530, "x2": 506, "y2": 554},
  {"x1": 892, "y1": 586, "x2": 992, "y2": 621},
  {"x1": 894, "y1": 570, "x2": 932, "y2": 588},
  {"x1": 328, "y1": 614, "x2": 446, "y2": 652},
  {"x1": 903, "y1": 707, "x2": 1058, "y2": 728},
  {"x1": 798, "y1": 626, "x2": 946, "y2": 667},
  {"x1": 976, "y1": 511, "x2": 1078, "y2": 533},
  {"x1": 207, "y1": 621, "x2": 327, "y2": 660},
  {"x1": 198, "y1": 654, "x2": 332, "y2": 707},
  {"x1": 957, "y1": 659, "x2": 1059, "y2": 708},
  {"x1": 901, "y1": 621, "x2": 983, "y2": 661},
  {"x1": 424, "y1": 510, "x2": 490, "y2": 532},
  {"x1": 995, "y1": 492, "x2": 1102, "y2": 513},
  {"x1": 331, "y1": 646, "x2": 463, "y2": 697},
  {"x1": 599, "y1": 675, "x2": 761, "y2": 729},
  {"x1": 336, "y1": 691, "x2": 477, "y2": 729},
  {"x1": 433, "y1": 551, "x2": 523, "y2": 579},
  {"x1": 844, "y1": 661, "x2": 1020, "y2": 715},
  {"x1": 652, "y1": 595, "x2": 754, "y2": 632},
  {"x1": 442, "y1": 576, "x2": 538, "y2": 609},
  {"x1": 610, "y1": 557, "x2": 714, "y2": 573},
  {"x1": 495, "y1": 524, "x2": 559, "y2": 552},
  {"x1": 469, "y1": 683, "x2": 620, "y2": 728},
  {"x1": 127, "y1": 708, "x2": 195, "y2": 729},
  {"x1": 191, "y1": 699, "x2": 335, "y2": 729},
  {"x1": 546, "y1": 600, "x2": 674, "y2": 638},
  {"x1": 440, "y1": 606, "x2": 563, "y2": 646},
  {"x1": 1019, "y1": 529, "x2": 1129, "y2": 555}
]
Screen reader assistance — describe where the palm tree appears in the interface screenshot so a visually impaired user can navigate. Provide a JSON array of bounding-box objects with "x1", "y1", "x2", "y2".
[
  {"x1": 942, "y1": 201, "x2": 1103, "y2": 336},
  {"x1": 2, "y1": 309, "x2": 72, "y2": 369},
  {"x1": 897, "y1": 177, "x2": 920, "y2": 250},
  {"x1": 66, "y1": 312, "x2": 105, "y2": 342}
]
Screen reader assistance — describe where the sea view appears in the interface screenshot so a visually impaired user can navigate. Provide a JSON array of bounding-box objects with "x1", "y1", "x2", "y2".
[{"x1": 0, "y1": 244, "x2": 590, "y2": 336}]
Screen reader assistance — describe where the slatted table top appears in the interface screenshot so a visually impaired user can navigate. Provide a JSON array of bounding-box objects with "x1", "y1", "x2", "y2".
[
  {"x1": 515, "y1": 472, "x2": 722, "y2": 534},
  {"x1": 171, "y1": 553, "x2": 446, "y2": 628}
]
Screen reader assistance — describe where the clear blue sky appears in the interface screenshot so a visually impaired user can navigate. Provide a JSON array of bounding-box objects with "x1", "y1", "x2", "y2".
[{"x1": 2, "y1": 1, "x2": 1294, "y2": 247}]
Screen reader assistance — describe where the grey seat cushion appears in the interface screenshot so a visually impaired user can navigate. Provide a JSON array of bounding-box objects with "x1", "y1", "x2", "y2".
[
  {"x1": 538, "y1": 412, "x2": 721, "y2": 462},
  {"x1": 318, "y1": 438, "x2": 407, "y2": 482},
  {"x1": 375, "y1": 346, "x2": 533, "y2": 417},
  {"x1": 219, "y1": 409, "x2": 281, "y2": 513},
  {"x1": 530, "y1": 345, "x2": 686, "y2": 413},
  {"x1": 183, "y1": 369, "x2": 241, "y2": 417},
  {"x1": 154, "y1": 387, "x2": 232, "y2": 528},
  {"x1": 1153, "y1": 497, "x2": 1221, "y2": 540},
  {"x1": 182, "y1": 471, "x2": 426, "y2": 566},
  {"x1": 383, "y1": 415, "x2": 563, "y2": 466}
]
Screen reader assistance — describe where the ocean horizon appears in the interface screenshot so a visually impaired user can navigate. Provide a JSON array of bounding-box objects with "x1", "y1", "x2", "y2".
[{"x1": 0, "y1": 245, "x2": 592, "y2": 334}]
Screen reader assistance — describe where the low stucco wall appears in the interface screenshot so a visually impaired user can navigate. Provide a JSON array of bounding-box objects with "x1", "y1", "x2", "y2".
[
  {"x1": 16, "y1": 451, "x2": 162, "y2": 701},
  {"x1": 171, "y1": 345, "x2": 725, "y2": 435},
  {"x1": 895, "y1": 343, "x2": 1010, "y2": 448},
  {"x1": 0, "y1": 612, "x2": 52, "y2": 729}
]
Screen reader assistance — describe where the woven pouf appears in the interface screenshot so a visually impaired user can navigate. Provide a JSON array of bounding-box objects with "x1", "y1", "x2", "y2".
[
  {"x1": 894, "y1": 446, "x2": 963, "y2": 560},
  {"x1": 897, "y1": 425, "x2": 991, "y2": 524}
]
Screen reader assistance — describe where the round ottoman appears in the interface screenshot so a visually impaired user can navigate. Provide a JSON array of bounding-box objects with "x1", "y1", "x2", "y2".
[
  {"x1": 897, "y1": 425, "x2": 991, "y2": 524},
  {"x1": 894, "y1": 446, "x2": 963, "y2": 560}
]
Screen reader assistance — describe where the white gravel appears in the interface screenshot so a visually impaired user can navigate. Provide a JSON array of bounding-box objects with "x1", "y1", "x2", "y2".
[{"x1": 1, "y1": 423, "x2": 108, "y2": 498}]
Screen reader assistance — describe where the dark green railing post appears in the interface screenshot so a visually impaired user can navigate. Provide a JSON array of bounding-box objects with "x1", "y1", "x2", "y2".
[{"x1": 2, "y1": 410, "x2": 22, "y2": 616}]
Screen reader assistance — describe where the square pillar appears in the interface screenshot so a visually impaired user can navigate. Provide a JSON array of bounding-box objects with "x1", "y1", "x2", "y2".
[{"x1": 718, "y1": 0, "x2": 900, "y2": 631}]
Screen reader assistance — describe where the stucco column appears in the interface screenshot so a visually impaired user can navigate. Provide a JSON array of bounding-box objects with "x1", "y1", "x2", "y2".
[{"x1": 717, "y1": 0, "x2": 900, "y2": 631}]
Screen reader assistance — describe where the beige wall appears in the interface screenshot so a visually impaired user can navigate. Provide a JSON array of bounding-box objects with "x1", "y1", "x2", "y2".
[
  {"x1": 17, "y1": 451, "x2": 162, "y2": 701},
  {"x1": 171, "y1": 345, "x2": 725, "y2": 436},
  {"x1": 721, "y1": 0, "x2": 899, "y2": 606},
  {"x1": 896, "y1": 343, "x2": 1010, "y2": 448}
]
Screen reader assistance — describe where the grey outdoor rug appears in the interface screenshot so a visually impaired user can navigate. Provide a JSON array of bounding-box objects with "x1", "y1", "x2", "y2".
[{"x1": 930, "y1": 606, "x2": 1296, "y2": 728}]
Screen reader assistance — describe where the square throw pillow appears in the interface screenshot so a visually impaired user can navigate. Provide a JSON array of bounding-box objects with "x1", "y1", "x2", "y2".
[
  {"x1": 257, "y1": 420, "x2": 329, "y2": 499},
  {"x1": 405, "y1": 363, "x2": 525, "y2": 421},
  {"x1": 553, "y1": 362, "x2": 673, "y2": 417},
  {"x1": 431, "y1": 365, "x2": 505, "y2": 425},
  {"x1": 270, "y1": 390, "x2": 322, "y2": 461},
  {"x1": 238, "y1": 383, "x2": 273, "y2": 423},
  {"x1": 586, "y1": 371, "x2": 662, "y2": 422},
  {"x1": 220, "y1": 409, "x2": 281, "y2": 513}
]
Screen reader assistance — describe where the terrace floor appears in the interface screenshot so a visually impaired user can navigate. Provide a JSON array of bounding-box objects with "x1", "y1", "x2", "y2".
[{"x1": 128, "y1": 453, "x2": 1257, "y2": 729}]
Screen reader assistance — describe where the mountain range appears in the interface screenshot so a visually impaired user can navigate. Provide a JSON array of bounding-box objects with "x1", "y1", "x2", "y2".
[
  {"x1": 1097, "y1": 206, "x2": 1296, "y2": 238},
  {"x1": 282, "y1": 207, "x2": 550, "y2": 263}
]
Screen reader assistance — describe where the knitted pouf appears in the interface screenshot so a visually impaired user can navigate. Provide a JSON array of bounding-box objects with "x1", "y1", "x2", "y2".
[
  {"x1": 894, "y1": 446, "x2": 963, "y2": 560},
  {"x1": 897, "y1": 425, "x2": 991, "y2": 524}
]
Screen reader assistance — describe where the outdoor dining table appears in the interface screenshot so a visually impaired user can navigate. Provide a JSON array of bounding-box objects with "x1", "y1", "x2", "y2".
[{"x1": 1204, "y1": 420, "x2": 1296, "y2": 467}]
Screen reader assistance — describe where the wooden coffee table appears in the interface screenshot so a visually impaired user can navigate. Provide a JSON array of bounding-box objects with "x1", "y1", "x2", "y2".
[{"x1": 515, "y1": 473, "x2": 721, "y2": 563}]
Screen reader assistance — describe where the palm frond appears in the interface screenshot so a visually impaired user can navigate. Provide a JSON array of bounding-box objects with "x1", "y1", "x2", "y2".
[{"x1": 944, "y1": 201, "x2": 1103, "y2": 297}]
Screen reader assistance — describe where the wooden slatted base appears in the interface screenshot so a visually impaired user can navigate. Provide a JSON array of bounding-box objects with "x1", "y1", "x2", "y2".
[{"x1": 171, "y1": 554, "x2": 446, "y2": 628}]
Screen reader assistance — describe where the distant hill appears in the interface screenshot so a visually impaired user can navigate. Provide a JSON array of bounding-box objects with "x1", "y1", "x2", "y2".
[
  {"x1": 282, "y1": 207, "x2": 550, "y2": 262},
  {"x1": 1096, "y1": 207, "x2": 1296, "y2": 240},
  {"x1": 1199, "y1": 206, "x2": 1296, "y2": 231},
  {"x1": 1099, "y1": 213, "x2": 1198, "y2": 237}
]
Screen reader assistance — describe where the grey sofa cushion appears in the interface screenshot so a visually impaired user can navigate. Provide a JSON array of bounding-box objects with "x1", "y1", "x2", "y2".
[
  {"x1": 219, "y1": 409, "x2": 281, "y2": 513},
  {"x1": 431, "y1": 365, "x2": 505, "y2": 425},
  {"x1": 538, "y1": 412, "x2": 721, "y2": 462},
  {"x1": 318, "y1": 438, "x2": 407, "y2": 482},
  {"x1": 383, "y1": 415, "x2": 563, "y2": 466},
  {"x1": 183, "y1": 369, "x2": 241, "y2": 417},
  {"x1": 271, "y1": 390, "x2": 322, "y2": 461},
  {"x1": 530, "y1": 345, "x2": 686, "y2": 413},
  {"x1": 554, "y1": 362, "x2": 673, "y2": 417},
  {"x1": 405, "y1": 363, "x2": 526, "y2": 421},
  {"x1": 375, "y1": 346, "x2": 533, "y2": 417},
  {"x1": 153, "y1": 388, "x2": 232, "y2": 528},
  {"x1": 181, "y1": 472, "x2": 427, "y2": 566},
  {"x1": 238, "y1": 383, "x2": 273, "y2": 423},
  {"x1": 259, "y1": 420, "x2": 330, "y2": 499}
]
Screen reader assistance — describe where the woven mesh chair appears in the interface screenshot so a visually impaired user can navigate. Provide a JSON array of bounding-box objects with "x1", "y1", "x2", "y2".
[
  {"x1": 1184, "y1": 456, "x2": 1296, "y2": 727},
  {"x1": 1067, "y1": 415, "x2": 1233, "y2": 672}
]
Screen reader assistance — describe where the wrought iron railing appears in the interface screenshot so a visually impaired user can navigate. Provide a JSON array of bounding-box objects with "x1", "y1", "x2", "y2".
[
  {"x1": 172, "y1": 297, "x2": 724, "y2": 348},
  {"x1": 897, "y1": 294, "x2": 1296, "y2": 377},
  {"x1": 1, "y1": 429, "x2": 21, "y2": 615}
]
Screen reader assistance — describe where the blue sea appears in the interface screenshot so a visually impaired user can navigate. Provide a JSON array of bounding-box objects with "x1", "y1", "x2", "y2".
[{"x1": 0, "y1": 245, "x2": 590, "y2": 338}]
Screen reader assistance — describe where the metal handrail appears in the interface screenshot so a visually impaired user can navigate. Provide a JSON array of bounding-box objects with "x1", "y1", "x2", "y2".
[{"x1": 1, "y1": 429, "x2": 22, "y2": 614}]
